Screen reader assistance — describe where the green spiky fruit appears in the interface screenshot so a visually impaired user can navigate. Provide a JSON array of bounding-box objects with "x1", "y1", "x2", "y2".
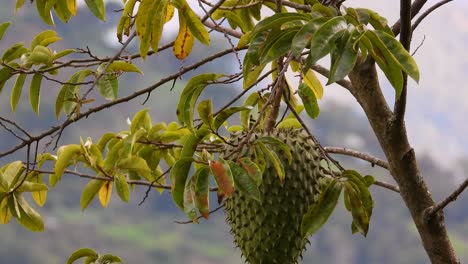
[{"x1": 223, "y1": 129, "x2": 329, "y2": 264}]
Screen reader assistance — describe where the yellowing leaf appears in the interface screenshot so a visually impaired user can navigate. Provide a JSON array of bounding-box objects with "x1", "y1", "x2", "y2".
[
  {"x1": 80, "y1": 179, "x2": 105, "y2": 211},
  {"x1": 98, "y1": 181, "x2": 112, "y2": 208},
  {"x1": 164, "y1": 3, "x2": 175, "y2": 23},
  {"x1": 84, "y1": 0, "x2": 106, "y2": 21},
  {"x1": 66, "y1": 0, "x2": 77, "y2": 15},
  {"x1": 303, "y1": 69, "x2": 324, "y2": 99},
  {"x1": 54, "y1": 144, "x2": 82, "y2": 186},
  {"x1": 0, "y1": 22, "x2": 11, "y2": 42},
  {"x1": 135, "y1": 0, "x2": 168, "y2": 59},
  {"x1": 29, "y1": 73, "x2": 43, "y2": 115},
  {"x1": 176, "y1": 1, "x2": 210, "y2": 45},
  {"x1": 173, "y1": 15, "x2": 194, "y2": 60},
  {"x1": 108, "y1": 61, "x2": 143, "y2": 75},
  {"x1": 30, "y1": 174, "x2": 47, "y2": 207},
  {"x1": 114, "y1": 173, "x2": 130, "y2": 202},
  {"x1": 210, "y1": 159, "x2": 235, "y2": 197},
  {"x1": 0, "y1": 201, "x2": 12, "y2": 224}
]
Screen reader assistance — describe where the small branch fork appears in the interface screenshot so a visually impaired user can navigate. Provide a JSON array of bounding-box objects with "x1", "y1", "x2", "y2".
[{"x1": 424, "y1": 178, "x2": 468, "y2": 221}]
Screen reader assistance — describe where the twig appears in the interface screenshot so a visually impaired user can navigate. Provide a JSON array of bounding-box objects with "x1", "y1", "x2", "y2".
[
  {"x1": 0, "y1": 46, "x2": 246, "y2": 159},
  {"x1": 174, "y1": 205, "x2": 223, "y2": 224},
  {"x1": 424, "y1": 178, "x2": 468, "y2": 221},
  {"x1": 392, "y1": 0, "x2": 429, "y2": 36},
  {"x1": 373, "y1": 180, "x2": 400, "y2": 193},
  {"x1": 138, "y1": 167, "x2": 171, "y2": 206},
  {"x1": 324, "y1": 147, "x2": 389, "y2": 170},
  {"x1": 412, "y1": 0, "x2": 453, "y2": 32}
]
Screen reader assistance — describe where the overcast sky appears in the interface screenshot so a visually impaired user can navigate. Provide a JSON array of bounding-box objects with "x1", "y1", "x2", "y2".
[{"x1": 78, "y1": 0, "x2": 468, "y2": 172}]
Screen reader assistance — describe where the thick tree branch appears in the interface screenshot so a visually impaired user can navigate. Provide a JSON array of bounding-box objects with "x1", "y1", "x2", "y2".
[
  {"x1": 324, "y1": 147, "x2": 389, "y2": 170},
  {"x1": 349, "y1": 58, "x2": 458, "y2": 263},
  {"x1": 424, "y1": 178, "x2": 468, "y2": 220}
]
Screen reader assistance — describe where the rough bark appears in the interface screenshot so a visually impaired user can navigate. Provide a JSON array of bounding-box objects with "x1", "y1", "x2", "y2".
[{"x1": 348, "y1": 59, "x2": 459, "y2": 264}]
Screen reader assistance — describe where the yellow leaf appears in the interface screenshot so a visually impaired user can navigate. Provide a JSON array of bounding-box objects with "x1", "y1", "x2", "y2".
[
  {"x1": 66, "y1": 0, "x2": 77, "y2": 15},
  {"x1": 0, "y1": 197, "x2": 12, "y2": 224},
  {"x1": 98, "y1": 181, "x2": 112, "y2": 208},
  {"x1": 303, "y1": 69, "x2": 324, "y2": 99},
  {"x1": 31, "y1": 174, "x2": 47, "y2": 207},
  {"x1": 165, "y1": 3, "x2": 175, "y2": 23},
  {"x1": 173, "y1": 15, "x2": 194, "y2": 60}
]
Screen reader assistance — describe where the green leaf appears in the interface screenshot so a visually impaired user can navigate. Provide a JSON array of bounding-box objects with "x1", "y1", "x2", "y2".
[
  {"x1": 14, "y1": 194, "x2": 44, "y2": 232},
  {"x1": 197, "y1": 99, "x2": 213, "y2": 127},
  {"x1": 344, "y1": 181, "x2": 370, "y2": 236},
  {"x1": 67, "y1": 248, "x2": 98, "y2": 264},
  {"x1": 277, "y1": 118, "x2": 302, "y2": 129},
  {"x1": 84, "y1": 0, "x2": 106, "y2": 21},
  {"x1": 1, "y1": 43, "x2": 28, "y2": 63},
  {"x1": 291, "y1": 17, "x2": 328, "y2": 58},
  {"x1": 210, "y1": 158, "x2": 235, "y2": 197},
  {"x1": 374, "y1": 30, "x2": 420, "y2": 82},
  {"x1": 301, "y1": 179, "x2": 342, "y2": 237},
  {"x1": 176, "y1": 0, "x2": 210, "y2": 45},
  {"x1": 10, "y1": 73, "x2": 27, "y2": 112},
  {"x1": 328, "y1": 27, "x2": 359, "y2": 84},
  {"x1": 257, "y1": 142, "x2": 285, "y2": 181},
  {"x1": 52, "y1": 49, "x2": 75, "y2": 60},
  {"x1": 53, "y1": 0, "x2": 72, "y2": 23},
  {"x1": 176, "y1": 73, "x2": 223, "y2": 131},
  {"x1": 96, "y1": 74, "x2": 118, "y2": 100},
  {"x1": 117, "y1": 0, "x2": 138, "y2": 42},
  {"x1": 363, "y1": 31, "x2": 404, "y2": 98},
  {"x1": 303, "y1": 69, "x2": 323, "y2": 99},
  {"x1": 228, "y1": 160, "x2": 260, "y2": 202},
  {"x1": 108, "y1": 61, "x2": 143, "y2": 75},
  {"x1": 213, "y1": 106, "x2": 252, "y2": 131},
  {"x1": 3, "y1": 161, "x2": 24, "y2": 188},
  {"x1": 0, "y1": 22, "x2": 11, "y2": 42},
  {"x1": 54, "y1": 144, "x2": 82, "y2": 186},
  {"x1": 100, "y1": 254, "x2": 123, "y2": 263},
  {"x1": 36, "y1": 0, "x2": 55, "y2": 25},
  {"x1": 251, "y1": 13, "x2": 312, "y2": 38},
  {"x1": 135, "y1": 0, "x2": 168, "y2": 59},
  {"x1": 194, "y1": 166, "x2": 210, "y2": 219},
  {"x1": 260, "y1": 29, "x2": 299, "y2": 65},
  {"x1": 15, "y1": 182, "x2": 48, "y2": 192},
  {"x1": 170, "y1": 157, "x2": 194, "y2": 209},
  {"x1": 117, "y1": 156, "x2": 153, "y2": 181},
  {"x1": 298, "y1": 82, "x2": 320, "y2": 119},
  {"x1": 55, "y1": 69, "x2": 94, "y2": 118},
  {"x1": 0, "y1": 66, "x2": 14, "y2": 94},
  {"x1": 255, "y1": 136, "x2": 292, "y2": 164},
  {"x1": 29, "y1": 73, "x2": 42, "y2": 114},
  {"x1": 308, "y1": 16, "x2": 348, "y2": 65},
  {"x1": 240, "y1": 92, "x2": 259, "y2": 128},
  {"x1": 130, "y1": 108, "x2": 152, "y2": 133},
  {"x1": 342, "y1": 170, "x2": 374, "y2": 221},
  {"x1": 31, "y1": 30, "x2": 57, "y2": 49},
  {"x1": 114, "y1": 173, "x2": 130, "y2": 202},
  {"x1": 15, "y1": 0, "x2": 26, "y2": 12},
  {"x1": 80, "y1": 179, "x2": 105, "y2": 211}
]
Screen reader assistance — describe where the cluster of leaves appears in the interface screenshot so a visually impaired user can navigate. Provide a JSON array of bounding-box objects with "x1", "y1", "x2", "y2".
[
  {"x1": 0, "y1": 161, "x2": 48, "y2": 232},
  {"x1": 242, "y1": 4, "x2": 419, "y2": 99},
  {"x1": 301, "y1": 170, "x2": 374, "y2": 238},
  {"x1": 17, "y1": 0, "x2": 106, "y2": 24},
  {"x1": 118, "y1": 0, "x2": 210, "y2": 60},
  {"x1": 0, "y1": 25, "x2": 143, "y2": 116},
  {"x1": 67, "y1": 248, "x2": 122, "y2": 264}
]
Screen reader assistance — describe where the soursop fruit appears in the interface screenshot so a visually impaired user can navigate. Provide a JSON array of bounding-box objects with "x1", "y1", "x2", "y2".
[{"x1": 223, "y1": 129, "x2": 329, "y2": 264}]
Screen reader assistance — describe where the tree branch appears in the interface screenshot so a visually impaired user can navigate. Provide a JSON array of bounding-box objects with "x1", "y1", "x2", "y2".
[
  {"x1": 324, "y1": 147, "x2": 389, "y2": 170},
  {"x1": 393, "y1": 0, "x2": 412, "y2": 127},
  {"x1": 392, "y1": 0, "x2": 429, "y2": 35},
  {"x1": 412, "y1": 0, "x2": 454, "y2": 31},
  {"x1": 0, "y1": 47, "x2": 246, "y2": 159},
  {"x1": 424, "y1": 178, "x2": 468, "y2": 221}
]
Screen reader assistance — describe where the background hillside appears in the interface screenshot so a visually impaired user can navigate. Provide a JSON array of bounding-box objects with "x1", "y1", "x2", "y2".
[{"x1": 0, "y1": 1, "x2": 466, "y2": 263}]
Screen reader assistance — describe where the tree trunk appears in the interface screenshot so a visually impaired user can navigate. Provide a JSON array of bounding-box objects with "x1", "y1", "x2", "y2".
[{"x1": 348, "y1": 59, "x2": 459, "y2": 264}]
